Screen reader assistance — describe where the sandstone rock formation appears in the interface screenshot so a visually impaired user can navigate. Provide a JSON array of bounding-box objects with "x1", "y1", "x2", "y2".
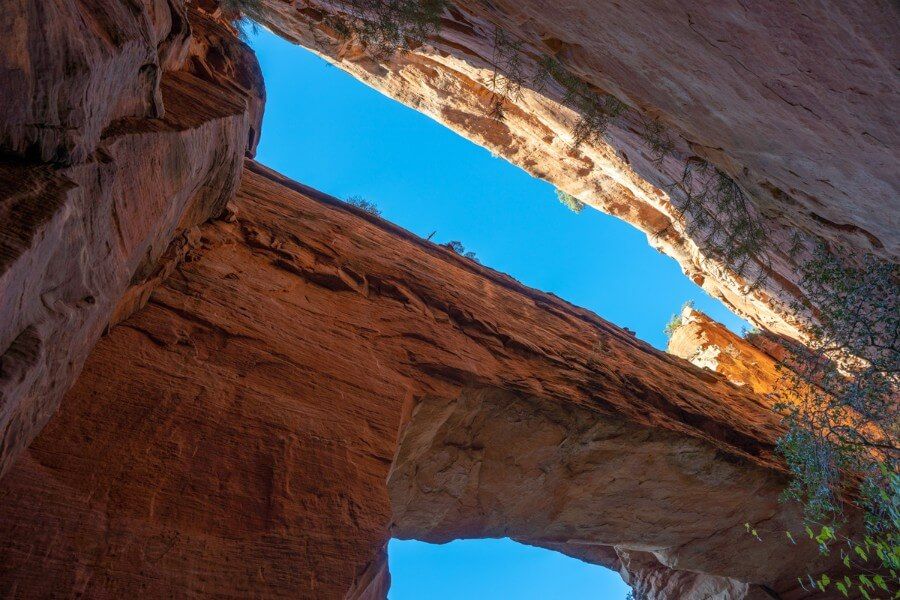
[
  {"x1": 250, "y1": 0, "x2": 899, "y2": 341},
  {"x1": 667, "y1": 305, "x2": 783, "y2": 397},
  {"x1": 0, "y1": 1, "x2": 892, "y2": 599},
  {"x1": 0, "y1": 3, "x2": 263, "y2": 478},
  {"x1": 0, "y1": 162, "x2": 853, "y2": 598}
]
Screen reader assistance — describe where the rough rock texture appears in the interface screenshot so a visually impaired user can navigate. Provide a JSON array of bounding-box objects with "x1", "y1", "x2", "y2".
[
  {"x1": 0, "y1": 2, "x2": 888, "y2": 598},
  {"x1": 0, "y1": 3, "x2": 264, "y2": 477},
  {"x1": 252, "y1": 0, "x2": 899, "y2": 340},
  {"x1": 0, "y1": 0, "x2": 190, "y2": 163},
  {"x1": 0, "y1": 162, "x2": 851, "y2": 598},
  {"x1": 667, "y1": 306, "x2": 783, "y2": 397}
]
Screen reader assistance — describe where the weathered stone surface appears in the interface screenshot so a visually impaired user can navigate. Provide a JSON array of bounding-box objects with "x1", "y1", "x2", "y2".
[
  {"x1": 667, "y1": 305, "x2": 783, "y2": 397},
  {"x1": 0, "y1": 0, "x2": 191, "y2": 163},
  {"x1": 0, "y1": 4, "x2": 264, "y2": 478},
  {"x1": 0, "y1": 162, "x2": 849, "y2": 598},
  {"x1": 252, "y1": 0, "x2": 899, "y2": 341}
]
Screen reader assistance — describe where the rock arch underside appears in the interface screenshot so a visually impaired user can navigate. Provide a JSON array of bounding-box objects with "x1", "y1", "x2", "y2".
[{"x1": 0, "y1": 1, "x2": 896, "y2": 599}]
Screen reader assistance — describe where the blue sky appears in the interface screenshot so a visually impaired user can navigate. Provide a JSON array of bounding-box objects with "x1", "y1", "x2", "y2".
[{"x1": 248, "y1": 26, "x2": 747, "y2": 600}]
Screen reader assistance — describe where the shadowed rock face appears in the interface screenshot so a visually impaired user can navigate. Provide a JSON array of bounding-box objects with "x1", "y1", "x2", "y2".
[
  {"x1": 0, "y1": 0, "x2": 190, "y2": 163},
  {"x1": 0, "y1": 3, "x2": 264, "y2": 478},
  {"x1": 250, "y1": 0, "x2": 899, "y2": 341},
  {"x1": 0, "y1": 163, "x2": 849, "y2": 598}
]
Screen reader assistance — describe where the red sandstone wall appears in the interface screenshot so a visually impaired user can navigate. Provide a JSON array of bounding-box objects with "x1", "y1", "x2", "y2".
[
  {"x1": 0, "y1": 3, "x2": 264, "y2": 478},
  {"x1": 0, "y1": 162, "x2": 850, "y2": 598}
]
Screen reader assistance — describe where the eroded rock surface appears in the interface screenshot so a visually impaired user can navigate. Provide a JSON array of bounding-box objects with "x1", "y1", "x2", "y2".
[
  {"x1": 251, "y1": 0, "x2": 899, "y2": 340},
  {"x1": 0, "y1": 162, "x2": 849, "y2": 598},
  {"x1": 1, "y1": 0, "x2": 188, "y2": 163},
  {"x1": 0, "y1": 3, "x2": 264, "y2": 477},
  {"x1": 0, "y1": 2, "x2": 888, "y2": 598},
  {"x1": 667, "y1": 305, "x2": 784, "y2": 397}
]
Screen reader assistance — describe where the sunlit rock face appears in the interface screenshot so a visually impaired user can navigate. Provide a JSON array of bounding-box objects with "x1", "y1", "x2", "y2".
[
  {"x1": 667, "y1": 305, "x2": 785, "y2": 397},
  {"x1": 0, "y1": 163, "x2": 850, "y2": 598},
  {"x1": 251, "y1": 0, "x2": 899, "y2": 342},
  {"x1": 0, "y1": 2, "x2": 264, "y2": 477}
]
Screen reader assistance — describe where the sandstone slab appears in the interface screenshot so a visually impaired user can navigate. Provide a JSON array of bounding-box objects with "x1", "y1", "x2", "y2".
[{"x1": 0, "y1": 162, "x2": 852, "y2": 598}]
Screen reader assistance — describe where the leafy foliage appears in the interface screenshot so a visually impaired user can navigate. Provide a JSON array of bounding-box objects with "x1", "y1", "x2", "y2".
[
  {"x1": 555, "y1": 189, "x2": 585, "y2": 213},
  {"x1": 663, "y1": 300, "x2": 694, "y2": 339},
  {"x1": 337, "y1": 0, "x2": 448, "y2": 57},
  {"x1": 668, "y1": 159, "x2": 770, "y2": 289},
  {"x1": 534, "y1": 55, "x2": 628, "y2": 147},
  {"x1": 219, "y1": 0, "x2": 262, "y2": 39},
  {"x1": 464, "y1": 22, "x2": 632, "y2": 146},
  {"x1": 220, "y1": 0, "x2": 262, "y2": 17},
  {"x1": 345, "y1": 195, "x2": 382, "y2": 216},
  {"x1": 638, "y1": 115, "x2": 675, "y2": 166},
  {"x1": 769, "y1": 246, "x2": 899, "y2": 597},
  {"x1": 486, "y1": 28, "x2": 527, "y2": 120}
]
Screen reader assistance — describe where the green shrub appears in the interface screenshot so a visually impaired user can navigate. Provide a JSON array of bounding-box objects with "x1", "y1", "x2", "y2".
[
  {"x1": 220, "y1": 0, "x2": 261, "y2": 17},
  {"x1": 668, "y1": 159, "x2": 770, "y2": 289},
  {"x1": 638, "y1": 116, "x2": 675, "y2": 165},
  {"x1": 338, "y1": 0, "x2": 448, "y2": 56},
  {"x1": 345, "y1": 195, "x2": 382, "y2": 216},
  {"x1": 535, "y1": 55, "x2": 627, "y2": 147},
  {"x1": 444, "y1": 240, "x2": 479, "y2": 262},
  {"x1": 486, "y1": 28, "x2": 527, "y2": 120},
  {"x1": 555, "y1": 189, "x2": 585, "y2": 213},
  {"x1": 769, "y1": 246, "x2": 899, "y2": 597},
  {"x1": 663, "y1": 300, "x2": 694, "y2": 338},
  {"x1": 219, "y1": 0, "x2": 263, "y2": 39}
]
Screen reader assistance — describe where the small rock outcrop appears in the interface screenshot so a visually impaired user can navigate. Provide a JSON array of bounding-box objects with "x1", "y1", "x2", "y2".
[{"x1": 667, "y1": 306, "x2": 784, "y2": 397}]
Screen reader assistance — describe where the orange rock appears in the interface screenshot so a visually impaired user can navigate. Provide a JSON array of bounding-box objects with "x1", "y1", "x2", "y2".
[
  {"x1": 667, "y1": 306, "x2": 782, "y2": 397},
  {"x1": 250, "y1": 0, "x2": 899, "y2": 341},
  {"x1": 0, "y1": 162, "x2": 853, "y2": 598},
  {"x1": 0, "y1": 4, "x2": 263, "y2": 478}
]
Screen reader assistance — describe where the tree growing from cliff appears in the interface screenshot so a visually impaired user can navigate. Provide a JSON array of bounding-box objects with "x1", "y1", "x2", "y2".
[
  {"x1": 663, "y1": 300, "x2": 694, "y2": 339},
  {"x1": 770, "y1": 245, "x2": 899, "y2": 597},
  {"x1": 219, "y1": 0, "x2": 262, "y2": 39},
  {"x1": 638, "y1": 115, "x2": 675, "y2": 166},
  {"x1": 534, "y1": 55, "x2": 628, "y2": 148},
  {"x1": 443, "y1": 240, "x2": 479, "y2": 262},
  {"x1": 668, "y1": 159, "x2": 771, "y2": 290},
  {"x1": 345, "y1": 195, "x2": 382, "y2": 216},
  {"x1": 486, "y1": 27, "x2": 527, "y2": 120}
]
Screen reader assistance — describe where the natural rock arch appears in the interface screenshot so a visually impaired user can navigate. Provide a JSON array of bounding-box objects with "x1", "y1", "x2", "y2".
[
  {"x1": 1, "y1": 1, "x2": 893, "y2": 598},
  {"x1": 0, "y1": 164, "x2": 848, "y2": 598}
]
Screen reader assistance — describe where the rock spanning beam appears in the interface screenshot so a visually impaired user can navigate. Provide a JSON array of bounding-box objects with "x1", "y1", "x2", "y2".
[{"x1": 0, "y1": 162, "x2": 846, "y2": 598}]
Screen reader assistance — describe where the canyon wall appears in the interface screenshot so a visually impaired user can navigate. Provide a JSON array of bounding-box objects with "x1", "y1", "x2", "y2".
[
  {"x1": 0, "y1": 161, "x2": 850, "y2": 598},
  {"x1": 0, "y1": 1, "x2": 264, "y2": 477},
  {"x1": 0, "y1": 1, "x2": 890, "y2": 598},
  {"x1": 250, "y1": 0, "x2": 899, "y2": 341}
]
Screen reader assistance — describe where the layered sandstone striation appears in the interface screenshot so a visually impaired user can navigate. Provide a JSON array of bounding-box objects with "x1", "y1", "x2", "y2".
[
  {"x1": 250, "y1": 0, "x2": 899, "y2": 340},
  {"x1": 0, "y1": 2, "x2": 264, "y2": 477},
  {"x1": 0, "y1": 162, "x2": 850, "y2": 598}
]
